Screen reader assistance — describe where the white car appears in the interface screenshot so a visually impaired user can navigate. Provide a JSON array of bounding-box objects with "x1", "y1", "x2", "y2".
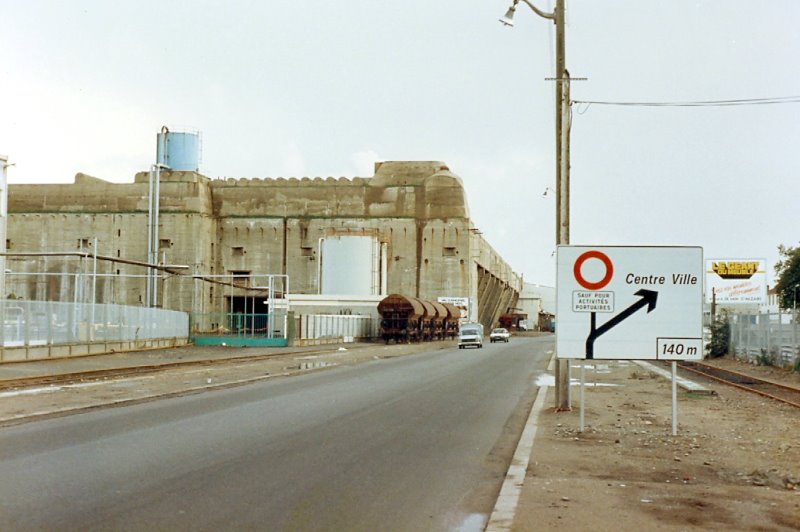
[
  {"x1": 458, "y1": 324, "x2": 484, "y2": 349},
  {"x1": 490, "y1": 328, "x2": 510, "y2": 343}
]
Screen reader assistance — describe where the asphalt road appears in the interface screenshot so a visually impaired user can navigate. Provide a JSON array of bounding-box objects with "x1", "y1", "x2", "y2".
[{"x1": 0, "y1": 336, "x2": 552, "y2": 531}]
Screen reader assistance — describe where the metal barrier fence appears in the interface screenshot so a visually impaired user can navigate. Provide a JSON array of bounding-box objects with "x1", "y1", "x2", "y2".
[
  {"x1": 1, "y1": 299, "x2": 189, "y2": 347},
  {"x1": 296, "y1": 314, "x2": 378, "y2": 341},
  {"x1": 190, "y1": 312, "x2": 376, "y2": 346},
  {"x1": 729, "y1": 312, "x2": 799, "y2": 368},
  {"x1": 190, "y1": 312, "x2": 289, "y2": 346}
]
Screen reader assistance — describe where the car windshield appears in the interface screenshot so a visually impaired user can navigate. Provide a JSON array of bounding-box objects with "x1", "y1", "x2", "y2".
[
  {"x1": 461, "y1": 328, "x2": 480, "y2": 335},
  {"x1": 492, "y1": 329, "x2": 505, "y2": 334}
]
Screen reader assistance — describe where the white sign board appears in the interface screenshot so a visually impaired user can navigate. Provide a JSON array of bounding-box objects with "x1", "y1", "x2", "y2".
[
  {"x1": 705, "y1": 259, "x2": 767, "y2": 304},
  {"x1": 437, "y1": 296, "x2": 469, "y2": 320},
  {"x1": 556, "y1": 246, "x2": 703, "y2": 360}
]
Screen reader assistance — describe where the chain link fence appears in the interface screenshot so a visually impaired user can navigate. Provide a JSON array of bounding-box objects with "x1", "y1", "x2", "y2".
[
  {"x1": 1, "y1": 299, "x2": 188, "y2": 347},
  {"x1": 189, "y1": 312, "x2": 378, "y2": 346},
  {"x1": 729, "y1": 312, "x2": 799, "y2": 369}
]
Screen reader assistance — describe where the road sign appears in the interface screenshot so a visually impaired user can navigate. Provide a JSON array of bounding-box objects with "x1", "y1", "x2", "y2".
[{"x1": 556, "y1": 246, "x2": 703, "y2": 360}]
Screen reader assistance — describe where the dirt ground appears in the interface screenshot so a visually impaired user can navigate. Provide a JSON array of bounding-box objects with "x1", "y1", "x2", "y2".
[
  {"x1": 0, "y1": 342, "x2": 445, "y2": 425},
  {"x1": 513, "y1": 356, "x2": 800, "y2": 531}
]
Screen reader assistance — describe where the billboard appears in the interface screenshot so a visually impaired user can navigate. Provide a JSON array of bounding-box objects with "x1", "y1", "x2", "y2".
[{"x1": 705, "y1": 259, "x2": 767, "y2": 304}]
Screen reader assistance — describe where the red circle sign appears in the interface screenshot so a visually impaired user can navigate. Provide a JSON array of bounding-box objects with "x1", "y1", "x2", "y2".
[{"x1": 574, "y1": 250, "x2": 614, "y2": 290}]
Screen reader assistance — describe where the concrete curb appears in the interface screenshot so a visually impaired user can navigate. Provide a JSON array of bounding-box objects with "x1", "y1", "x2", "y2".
[
  {"x1": 485, "y1": 382, "x2": 549, "y2": 531},
  {"x1": 633, "y1": 360, "x2": 714, "y2": 394},
  {"x1": 485, "y1": 350, "x2": 556, "y2": 531}
]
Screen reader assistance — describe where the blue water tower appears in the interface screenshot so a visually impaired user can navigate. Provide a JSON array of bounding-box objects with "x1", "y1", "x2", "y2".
[{"x1": 156, "y1": 126, "x2": 201, "y2": 171}]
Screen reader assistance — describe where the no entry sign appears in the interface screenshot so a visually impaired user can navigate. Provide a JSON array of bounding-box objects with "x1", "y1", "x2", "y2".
[{"x1": 556, "y1": 246, "x2": 704, "y2": 360}]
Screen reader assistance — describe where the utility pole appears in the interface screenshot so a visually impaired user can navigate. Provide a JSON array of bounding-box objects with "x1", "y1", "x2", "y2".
[
  {"x1": 500, "y1": 0, "x2": 572, "y2": 410},
  {"x1": 0, "y1": 156, "x2": 9, "y2": 302},
  {"x1": 553, "y1": 0, "x2": 572, "y2": 411},
  {"x1": 711, "y1": 287, "x2": 716, "y2": 318},
  {"x1": 0, "y1": 156, "x2": 10, "y2": 347}
]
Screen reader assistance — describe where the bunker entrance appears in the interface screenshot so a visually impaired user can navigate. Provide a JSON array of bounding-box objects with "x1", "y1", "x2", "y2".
[{"x1": 226, "y1": 296, "x2": 270, "y2": 333}]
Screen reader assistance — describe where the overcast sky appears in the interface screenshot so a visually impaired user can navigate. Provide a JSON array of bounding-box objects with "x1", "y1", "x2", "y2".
[{"x1": 1, "y1": 0, "x2": 798, "y2": 286}]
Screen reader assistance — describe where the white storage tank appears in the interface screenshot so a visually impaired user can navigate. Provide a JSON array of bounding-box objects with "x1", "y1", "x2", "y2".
[{"x1": 320, "y1": 236, "x2": 380, "y2": 295}]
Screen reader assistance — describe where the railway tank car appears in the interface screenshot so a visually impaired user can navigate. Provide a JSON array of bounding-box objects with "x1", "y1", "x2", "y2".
[
  {"x1": 378, "y1": 294, "x2": 462, "y2": 344},
  {"x1": 418, "y1": 299, "x2": 437, "y2": 341},
  {"x1": 429, "y1": 301, "x2": 449, "y2": 340},
  {"x1": 377, "y1": 294, "x2": 426, "y2": 343},
  {"x1": 441, "y1": 303, "x2": 462, "y2": 339}
]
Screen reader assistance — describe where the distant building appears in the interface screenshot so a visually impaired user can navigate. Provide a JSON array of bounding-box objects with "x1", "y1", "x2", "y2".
[
  {"x1": 6, "y1": 161, "x2": 523, "y2": 331},
  {"x1": 518, "y1": 283, "x2": 555, "y2": 331},
  {"x1": 760, "y1": 285, "x2": 781, "y2": 314}
]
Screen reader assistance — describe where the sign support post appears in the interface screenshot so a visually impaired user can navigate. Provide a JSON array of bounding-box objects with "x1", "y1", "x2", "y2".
[
  {"x1": 579, "y1": 362, "x2": 585, "y2": 432},
  {"x1": 671, "y1": 361, "x2": 678, "y2": 436}
]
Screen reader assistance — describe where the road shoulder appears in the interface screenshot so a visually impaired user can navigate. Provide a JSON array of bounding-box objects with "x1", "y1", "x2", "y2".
[{"x1": 512, "y1": 360, "x2": 800, "y2": 531}]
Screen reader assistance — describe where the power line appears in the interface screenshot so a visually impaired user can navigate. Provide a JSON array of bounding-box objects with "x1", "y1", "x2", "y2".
[{"x1": 573, "y1": 95, "x2": 800, "y2": 110}]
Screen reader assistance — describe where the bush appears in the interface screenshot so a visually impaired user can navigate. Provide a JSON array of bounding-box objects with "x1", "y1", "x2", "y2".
[
  {"x1": 756, "y1": 347, "x2": 776, "y2": 367},
  {"x1": 706, "y1": 313, "x2": 730, "y2": 358}
]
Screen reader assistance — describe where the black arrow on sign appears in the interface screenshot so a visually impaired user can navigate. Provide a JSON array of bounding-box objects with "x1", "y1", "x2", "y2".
[{"x1": 585, "y1": 289, "x2": 658, "y2": 359}]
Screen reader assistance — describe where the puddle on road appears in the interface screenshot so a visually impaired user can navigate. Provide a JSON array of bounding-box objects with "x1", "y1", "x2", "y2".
[{"x1": 456, "y1": 513, "x2": 487, "y2": 532}]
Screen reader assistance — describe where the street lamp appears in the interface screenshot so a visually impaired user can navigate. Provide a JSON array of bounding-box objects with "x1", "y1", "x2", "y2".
[{"x1": 500, "y1": 0, "x2": 572, "y2": 410}]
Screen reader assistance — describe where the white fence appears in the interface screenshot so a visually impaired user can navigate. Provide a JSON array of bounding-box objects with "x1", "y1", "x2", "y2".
[
  {"x1": 729, "y1": 312, "x2": 799, "y2": 368},
  {"x1": 1, "y1": 299, "x2": 189, "y2": 347},
  {"x1": 296, "y1": 314, "x2": 378, "y2": 341}
]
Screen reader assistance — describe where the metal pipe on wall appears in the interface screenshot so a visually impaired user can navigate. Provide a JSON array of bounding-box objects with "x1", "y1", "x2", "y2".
[
  {"x1": 317, "y1": 237, "x2": 324, "y2": 294},
  {"x1": 380, "y1": 242, "x2": 388, "y2": 295}
]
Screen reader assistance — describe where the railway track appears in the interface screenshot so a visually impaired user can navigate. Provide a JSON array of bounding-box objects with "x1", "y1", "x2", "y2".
[
  {"x1": 0, "y1": 347, "x2": 342, "y2": 392},
  {"x1": 679, "y1": 361, "x2": 800, "y2": 408}
]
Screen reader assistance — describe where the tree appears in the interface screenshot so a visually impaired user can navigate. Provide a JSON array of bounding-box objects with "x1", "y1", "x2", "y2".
[
  {"x1": 774, "y1": 243, "x2": 800, "y2": 311},
  {"x1": 706, "y1": 311, "x2": 730, "y2": 358}
]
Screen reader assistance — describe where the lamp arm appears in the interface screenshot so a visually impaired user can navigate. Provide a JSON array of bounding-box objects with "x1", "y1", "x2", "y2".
[{"x1": 518, "y1": 0, "x2": 556, "y2": 20}]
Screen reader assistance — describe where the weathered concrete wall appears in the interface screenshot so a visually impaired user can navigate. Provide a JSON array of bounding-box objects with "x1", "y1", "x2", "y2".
[
  {"x1": 0, "y1": 337, "x2": 190, "y2": 363},
  {"x1": 7, "y1": 171, "x2": 215, "y2": 312},
  {"x1": 6, "y1": 161, "x2": 522, "y2": 326}
]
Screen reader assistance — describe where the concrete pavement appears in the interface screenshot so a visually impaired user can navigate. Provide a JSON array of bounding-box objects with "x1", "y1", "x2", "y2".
[
  {"x1": 1, "y1": 336, "x2": 733, "y2": 531},
  {"x1": 0, "y1": 338, "x2": 552, "y2": 530}
]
